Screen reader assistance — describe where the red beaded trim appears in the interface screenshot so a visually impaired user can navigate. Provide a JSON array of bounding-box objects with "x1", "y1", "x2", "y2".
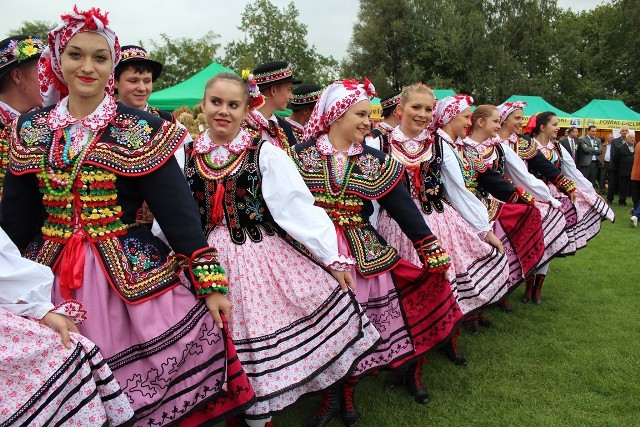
[
  {"x1": 254, "y1": 65, "x2": 293, "y2": 84},
  {"x1": 291, "y1": 90, "x2": 323, "y2": 105},
  {"x1": 381, "y1": 94, "x2": 401, "y2": 109}
]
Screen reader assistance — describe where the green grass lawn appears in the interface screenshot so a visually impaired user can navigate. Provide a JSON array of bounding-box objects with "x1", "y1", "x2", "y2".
[{"x1": 224, "y1": 203, "x2": 640, "y2": 427}]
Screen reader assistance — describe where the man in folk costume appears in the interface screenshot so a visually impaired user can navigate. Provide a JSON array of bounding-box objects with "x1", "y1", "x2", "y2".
[
  {"x1": 0, "y1": 36, "x2": 45, "y2": 200},
  {"x1": 371, "y1": 90, "x2": 401, "y2": 138},
  {"x1": 114, "y1": 44, "x2": 192, "y2": 226},
  {"x1": 285, "y1": 83, "x2": 322, "y2": 141},
  {"x1": 242, "y1": 60, "x2": 301, "y2": 149}
]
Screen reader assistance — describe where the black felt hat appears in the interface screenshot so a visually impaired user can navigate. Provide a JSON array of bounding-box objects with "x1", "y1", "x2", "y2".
[
  {"x1": 253, "y1": 60, "x2": 302, "y2": 90},
  {"x1": 380, "y1": 90, "x2": 401, "y2": 115},
  {"x1": 115, "y1": 45, "x2": 163, "y2": 81},
  {"x1": 0, "y1": 35, "x2": 45, "y2": 80},
  {"x1": 287, "y1": 83, "x2": 323, "y2": 110}
]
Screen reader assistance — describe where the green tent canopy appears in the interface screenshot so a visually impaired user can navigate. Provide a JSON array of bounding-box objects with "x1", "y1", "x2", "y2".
[
  {"x1": 148, "y1": 62, "x2": 234, "y2": 111},
  {"x1": 433, "y1": 89, "x2": 456, "y2": 99},
  {"x1": 501, "y1": 95, "x2": 580, "y2": 127},
  {"x1": 572, "y1": 99, "x2": 640, "y2": 129}
]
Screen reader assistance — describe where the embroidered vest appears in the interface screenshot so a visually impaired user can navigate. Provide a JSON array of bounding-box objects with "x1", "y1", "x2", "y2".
[
  {"x1": 442, "y1": 136, "x2": 502, "y2": 218},
  {"x1": 534, "y1": 141, "x2": 564, "y2": 181},
  {"x1": 509, "y1": 134, "x2": 538, "y2": 161},
  {"x1": 380, "y1": 133, "x2": 448, "y2": 215},
  {"x1": 291, "y1": 140, "x2": 403, "y2": 277},
  {"x1": 12, "y1": 104, "x2": 187, "y2": 304},
  {"x1": 186, "y1": 137, "x2": 279, "y2": 245}
]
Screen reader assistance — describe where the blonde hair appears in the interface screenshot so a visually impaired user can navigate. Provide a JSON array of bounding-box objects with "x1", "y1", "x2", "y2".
[
  {"x1": 471, "y1": 104, "x2": 498, "y2": 129},
  {"x1": 202, "y1": 72, "x2": 249, "y2": 103},
  {"x1": 399, "y1": 83, "x2": 435, "y2": 105}
]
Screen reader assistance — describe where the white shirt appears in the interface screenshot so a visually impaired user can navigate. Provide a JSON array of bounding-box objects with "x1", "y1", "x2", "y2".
[{"x1": 0, "y1": 227, "x2": 55, "y2": 319}]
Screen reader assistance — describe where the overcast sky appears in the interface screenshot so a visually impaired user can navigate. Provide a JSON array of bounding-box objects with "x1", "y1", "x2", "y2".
[{"x1": 2, "y1": 0, "x2": 611, "y2": 60}]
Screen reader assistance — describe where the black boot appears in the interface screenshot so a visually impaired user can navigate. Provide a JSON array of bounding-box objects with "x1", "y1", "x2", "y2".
[
  {"x1": 532, "y1": 274, "x2": 546, "y2": 304},
  {"x1": 303, "y1": 387, "x2": 340, "y2": 427},
  {"x1": 499, "y1": 296, "x2": 513, "y2": 313},
  {"x1": 340, "y1": 378, "x2": 361, "y2": 427},
  {"x1": 521, "y1": 275, "x2": 534, "y2": 303},
  {"x1": 404, "y1": 357, "x2": 431, "y2": 404},
  {"x1": 440, "y1": 328, "x2": 467, "y2": 366}
]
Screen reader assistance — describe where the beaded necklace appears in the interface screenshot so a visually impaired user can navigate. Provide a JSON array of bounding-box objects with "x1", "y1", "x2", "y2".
[
  {"x1": 323, "y1": 154, "x2": 356, "y2": 203},
  {"x1": 41, "y1": 128, "x2": 101, "y2": 198}
]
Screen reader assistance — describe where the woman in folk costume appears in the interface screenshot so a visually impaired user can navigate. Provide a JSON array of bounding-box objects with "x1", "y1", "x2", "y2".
[
  {"x1": 374, "y1": 83, "x2": 509, "y2": 365},
  {"x1": 0, "y1": 7, "x2": 254, "y2": 426},
  {"x1": 522, "y1": 111, "x2": 614, "y2": 302},
  {"x1": 179, "y1": 71, "x2": 380, "y2": 427},
  {"x1": 465, "y1": 104, "x2": 569, "y2": 309},
  {"x1": 290, "y1": 79, "x2": 462, "y2": 426},
  {"x1": 0, "y1": 226, "x2": 135, "y2": 426},
  {"x1": 498, "y1": 102, "x2": 579, "y2": 303},
  {"x1": 429, "y1": 95, "x2": 545, "y2": 333}
]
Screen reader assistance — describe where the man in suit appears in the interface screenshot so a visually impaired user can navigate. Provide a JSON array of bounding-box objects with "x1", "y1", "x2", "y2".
[
  {"x1": 578, "y1": 125, "x2": 603, "y2": 187},
  {"x1": 607, "y1": 125, "x2": 629, "y2": 203},
  {"x1": 559, "y1": 126, "x2": 580, "y2": 162},
  {"x1": 612, "y1": 131, "x2": 636, "y2": 206},
  {"x1": 598, "y1": 133, "x2": 614, "y2": 194}
]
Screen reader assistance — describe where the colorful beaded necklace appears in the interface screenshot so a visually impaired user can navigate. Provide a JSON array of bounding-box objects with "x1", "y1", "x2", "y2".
[
  {"x1": 41, "y1": 128, "x2": 101, "y2": 198},
  {"x1": 322, "y1": 154, "x2": 356, "y2": 203}
]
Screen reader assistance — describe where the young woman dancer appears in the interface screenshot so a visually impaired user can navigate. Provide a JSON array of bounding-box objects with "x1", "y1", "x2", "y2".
[
  {"x1": 291, "y1": 79, "x2": 463, "y2": 426},
  {"x1": 178, "y1": 71, "x2": 380, "y2": 427},
  {"x1": 497, "y1": 102, "x2": 579, "y2": 303},
  {"x1": 523, "y1": 111, "x2": 614, "y2": 302},
  {"x1": 429, "y1": 95, "x2": 545, "y2": 332},
  {"x1": 374, "y1": 84, "x2": 510, "y2": 365},
  {"x1": 0, "y1": 7, "x2": 254, "y2": 425},
  {"x1": 465, "y1": 104, "x2": 569, "y2": 307}
]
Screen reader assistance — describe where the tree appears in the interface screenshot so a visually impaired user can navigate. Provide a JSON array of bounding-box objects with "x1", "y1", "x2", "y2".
[
  {"x1": 342, "y1": 0, "x2": 417, "y2": 94},
  {"x1": 147, "y1": 31, "x2": 222, "y2": 91},
  {"x1": 6, "y1": 20, "x2": 56, "y2": 41},
  {"x1": 223, "y1": 0, "x2": 339, "y2": 85}
]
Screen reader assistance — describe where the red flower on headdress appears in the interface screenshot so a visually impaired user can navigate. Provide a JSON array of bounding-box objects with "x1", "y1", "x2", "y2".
[
  {"x1": 62, "y1": 6, "x2": 110, "y2": 31},
  {"x1": 362, "y1": 77, "x2": 377, "y2": 98},
  {"x1": 342, "y1": 79, "x2": 359, "y2": 90}
]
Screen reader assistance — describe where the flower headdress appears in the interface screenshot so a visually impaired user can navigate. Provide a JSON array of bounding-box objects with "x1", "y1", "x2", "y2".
[
  {"x1": 241, "y1": 68, "x2": 265, "y2": 109},
  {"x1": 428, "y1": 94, "x2": 474, "y2": 133},
  {"x1": 4, "y1": 38, "x2": 45, "y2": 63},
  {"x1": 39, "y1": 6, "x2": 121, "y2": 107},
  {"x1": 498, "y1": 101, "x2": 527, "y2": 125},
  {"x1": 302, "y1": 77, "x2": 377, "y2": 142}
]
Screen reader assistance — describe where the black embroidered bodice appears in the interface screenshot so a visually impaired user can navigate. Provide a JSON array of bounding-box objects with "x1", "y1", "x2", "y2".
[{"x1": 185, "y1": 137, "x2": 279, "y2": 245}]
